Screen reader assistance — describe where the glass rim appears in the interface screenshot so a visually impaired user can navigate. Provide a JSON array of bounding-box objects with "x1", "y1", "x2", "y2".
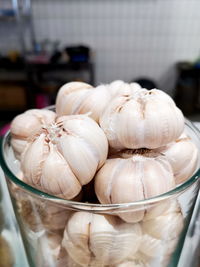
[{"x1": 0, "y1": 119, "x2": 200, "y2": 211}]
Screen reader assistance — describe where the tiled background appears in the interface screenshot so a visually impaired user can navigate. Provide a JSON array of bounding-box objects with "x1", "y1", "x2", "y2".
[{"x1": 1, "y1": 0, "x2": 200, "y2": 95}]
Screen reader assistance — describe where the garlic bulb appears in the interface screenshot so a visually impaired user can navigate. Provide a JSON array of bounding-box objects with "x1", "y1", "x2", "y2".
[
  {"x1": 95, "y1": 151, "x2": 175, "y2": 223},
  {"x1": 108, "y1": 80, "x2": 141, "y2": 97},
  {"x1": 10, "y1": 109, "x2": 56, "y2": 159},
  {"x1": 20, "y1": 114, "x2": 108, "y2": 200},
  {"x1": 62, "y1": 212, "x2": 141, "y2": 266},
  {"x1": 56, "y1": 81, "x2": 111, "y2": 122},
  {"x1": 100, "y1": 89, "x2": 184, "y2": 149},
  {"x1": 157, "y1": 133, "x2": 199, "y2": 184}
]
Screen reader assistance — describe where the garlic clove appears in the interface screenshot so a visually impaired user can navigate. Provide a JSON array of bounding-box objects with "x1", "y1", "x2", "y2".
[
  {"x1": 139, "y1": 234, "x2": 162, "y2": 258},
  {"x1": 100, "y1": 96, "x2": 128, "y2": 149},
  {"x1": 144, "y1": 199, "x2": 180, "y2": 221},
  {"x1": 56, "y1": 83, "x2": 111, "y2": 123},
  {"x1": 95, "y1": 158, "x2": 123, "y2": 204},
  {"x1": 100, "y1": 89, "x2": 184, "y2": 149},
  {"x1": 58, "y1": 134, "x2": 100, "y2": 185},
  {"x1": 140, "y1": 156, "x2": 175, "y2": 198},
  {"x1": 25, "y1": 109, "x2": 56, "y2": 125},
  {"x1": 60, "y1": 115, "x2": 108, "y2": 168},
  {"x1": 90, "y1": 214, "x2": 142, "y2": 265},
  {"x1": 10, "y1": 109, "x2": 56, "y2": 158},
  {"x1": 109, "y1": 159, "x2": 145, "y2": 223},
  {"x1": 57, "y1": 88, "x2": 92, "y2": 116},
  {"x1": 62, "y1": 212, "x2": 141, "y2": 266},
  {"x1": 74, "y1": 85, "x2": 111, "y2": 122},
  {"x1": 40, "y1": 143, "x2": 82, "y2": 199},
  {"x1": 141, "y1": 212, "x2": 183, "y2": 240},
  {"x1": 113, "y1": 252, "x2": 151, "y2": 267},
  {"x1": 160, "y1": 133, "x2": 199, "y2": 184},
  {"x1": 21, "y1": 133, "x2": 49, "y2": 187},
  {"x1": 11, "y1": 109, "x2": 56, "y2": 139},
  {"x1": 108, "y1": 80, "x2": 141, "y2": 97},
  {"x1": 56, "y1": 81, "x2": 93, "y2": 114},
  {"x1": 10, "y1": 138, "x2": 27, "y2": 160},
  {"x1": 62, "y1": 212, "x2": 92, "y2": 266},
  {"x1": 95, "y1": 152, "x2": 175, "y2": 223}
]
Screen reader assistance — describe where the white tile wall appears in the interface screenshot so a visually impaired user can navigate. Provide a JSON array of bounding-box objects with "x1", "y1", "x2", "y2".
[{"x1": 1, "y1": 0, "x2": 200, "y2": 95}]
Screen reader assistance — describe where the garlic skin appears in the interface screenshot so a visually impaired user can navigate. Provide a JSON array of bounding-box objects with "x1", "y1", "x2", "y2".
[
  {"x1": 95, "y1": 151, "x2": 175, "y2": 223},
  {"x1": 62, "y1": 212, "x2": 141, "y2": 266},
  {"x1": 157, "y1": 133, "x2": 199, "y2": 184},
  {"x1": 21, "y1": 114, "x2": 108, "y2": 200},
  {"x1": 10, "y1": 109, "x2": 56, "y2": 159},
  {"x1": 56, "y1": 81, "x2": 111, "y2": 123},
  {"x1": 100, "y1": 89, "x2": 184, "y2": 149}
]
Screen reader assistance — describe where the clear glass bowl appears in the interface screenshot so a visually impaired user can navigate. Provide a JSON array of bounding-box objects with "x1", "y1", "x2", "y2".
[{"x1": 0, "y1": 119, "x2": 200, "y2": 267}]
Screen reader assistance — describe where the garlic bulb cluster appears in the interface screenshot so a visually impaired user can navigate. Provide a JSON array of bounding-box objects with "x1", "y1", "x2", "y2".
[
  {"x1": 20, "y1": 114, "x2": 108, "y2": 199},
  {"x1": 55, "y1": 81, "x2": 141, "y2": 123},
  {"x1": 10, "y1": 109, "x2": 56, "y2": 159},
  {"x1": 62, "y1": 211, "x2": 141, "y2": 266},
  {"x1": 8, "y1": 79, "x2": 199, "y2": 267},
  {"x1": 95, "y1": 150, "x2": 175, "y2": 223},
  {"x1": 100, "y1": 89, "x2": 184, "y2": 149}
]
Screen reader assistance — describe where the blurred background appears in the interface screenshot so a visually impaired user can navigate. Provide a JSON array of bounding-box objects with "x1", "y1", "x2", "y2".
[{"x1": 0, "y1": 0, "x2": 200, "y2": 132}]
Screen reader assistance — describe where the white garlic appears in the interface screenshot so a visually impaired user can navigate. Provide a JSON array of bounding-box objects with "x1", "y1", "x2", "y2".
[
  {"x1": 37, "y1": 232, "x2": 68, "y2": 267},
  {"x1": 143, "y1": 199, "x2": 181, "y2": 221},
  {"x1": 14, "y1": 192, "x2": 71, "y2": 232},
  {"x1": 20, "y1": 114, "x2": 108, "y2": 199},
  {"x1": 157, "y1": 133, "x2": 199, "y2": 184},
  {"x1": 100, "y1": 89, "x2": 184, "y2": 149},
  {"x1": 10, "y1": 109, "x2": 56, "y2": 159},
  {"x1": 141, "y1": 211, "x2": 183, "y2": 240},
  {"x1": 108, "y1": 80, "x2": 141, "y2": 97},
  {"x1": 56, "y1": 81, "x2": 111, "y2": 123},
  {"x1": 62, "y1": 212, "x2": 141, "y2": 266},
  {"x1": 113, "y1": 252, "x2": 151, "y2": 267},
  {"x1": 95, "y1": 151, "x2": 175, "y2": 223},
  {"x1": 140, "y1": 207, "x2": 183, "y2": 262}
]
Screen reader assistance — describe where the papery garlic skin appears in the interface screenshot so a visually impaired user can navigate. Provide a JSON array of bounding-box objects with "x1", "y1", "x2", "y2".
[
  {"x1": 95, "y1": 151, "x2": 175, "y2": 223},
  {"x1": 10, "y1": 109, "x2": 56, "y2": 159},
  {"x1": 21, "y1": 114, "x2": 108, "y2": 200},
  {"x1": 56, "y1": 81, "x2": 112, "y2": 123},
  {"x1": 62, "y1": 212, "x2": 141, "y2": 266},
  {"x1": 100, "y1": 89, "x2": 184, "y2": 149},
  {"x1": 158, "y1": 133, "x2": 199, "y2": 184}
]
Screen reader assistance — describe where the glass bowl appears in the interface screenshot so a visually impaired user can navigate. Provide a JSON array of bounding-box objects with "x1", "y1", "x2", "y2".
[{"x1": 0, "y1": 119, "x2": 200, "y2": 267}]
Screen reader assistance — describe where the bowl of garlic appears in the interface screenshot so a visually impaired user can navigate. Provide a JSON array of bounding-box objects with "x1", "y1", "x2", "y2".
[{"x1": 0, "y1": 80, "x2": 200, "y2": 267}]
